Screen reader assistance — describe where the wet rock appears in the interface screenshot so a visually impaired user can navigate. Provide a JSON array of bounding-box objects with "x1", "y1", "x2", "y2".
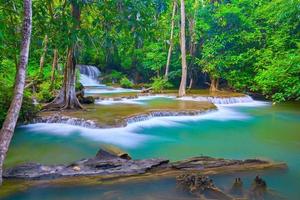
[
  {"x1": 96, "y1": 145, "x2": 132, "y2": 160},
  {"x1": 79, "y1": 96, "x2": 95, "y2": 104},
  {"x1": 3, "y1": 149, "x2": 169, "y2": 180},
  {"x1": 113, "y1": 97, "x2": 122, "y2": 101},
  {"x1": 3, "y1": 154, "x2": 286, "y2": 182},
  {"x1": 33, "y1": 115, "x2": 100, "y2": 128}
]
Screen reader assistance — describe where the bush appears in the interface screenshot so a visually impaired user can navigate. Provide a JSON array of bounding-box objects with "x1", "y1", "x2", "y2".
[
  {"x1": 0, "y1": 86, "x2": 39, "y2": 126},
  {"x1": 36, "y1": 82, "x2": 55, "y2": 103},
  {"x1": 120, "y1": 77, "x2": 134, "y2": 88},
  {"x1": 151, "y1": 77, "x2": 172, "y2": 93}
]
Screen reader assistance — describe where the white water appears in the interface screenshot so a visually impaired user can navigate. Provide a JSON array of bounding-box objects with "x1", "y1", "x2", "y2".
[
  {"x1": 178, "y1": 95, "x2": 255, "y2": 104},
  {"x1": 95, "y1": 95, "x2": 173, "y2": 105},
  {"x1": 94, "y1": 94, "x2": 260, "y2": 106},
  {"x1": 25, "y1": 100, "x2": 270, "y2": 148},
  {"x1": 78, "y1": 65, "x2": 140, "y2": 94}
]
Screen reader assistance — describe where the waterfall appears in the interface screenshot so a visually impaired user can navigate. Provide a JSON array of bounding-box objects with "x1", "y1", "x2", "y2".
[
  {"x1": 33, "y1": 115, "x2": 101, "y2": 128},
  {"x1": 78, "y1": 65, "x2": 100, "y2": 79},
  {"x1": 77, "y1": 65, "x2": 102, "y2": 87},
  {"x1": 126, "y1": 110, "x2": 209, "y2": 124},
  {"x1": 179, "y1": 95, "x2": 254, "y2": 104}
]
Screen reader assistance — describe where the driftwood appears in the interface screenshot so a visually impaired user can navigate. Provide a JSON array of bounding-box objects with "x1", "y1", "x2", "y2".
[{"x1": 141, "y1": 87, "x2": 153, "y2": 93}]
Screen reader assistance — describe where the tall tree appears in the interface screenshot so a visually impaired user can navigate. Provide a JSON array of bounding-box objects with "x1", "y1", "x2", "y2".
[
  {"x1": 39, "y1": 34, "x2": 48, "y2": 76},
  {"x1": 50, "y1": 49, "x2": 58, "y2": 87},
  {"x1": 164, "y1": 0, "x2": 177, "y2": 79},
  {"x1": 44, "y1": 1, "x2": 83, "y2": 110},
  {"x1": 178, "y1": 0, "x2": 187, "y2": 97},
  {"x1": 0, "y1": 0, "x2": 32, "y2": 185}
]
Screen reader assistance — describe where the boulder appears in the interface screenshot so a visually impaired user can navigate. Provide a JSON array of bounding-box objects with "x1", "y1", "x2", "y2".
[{"x1": 79, "y1": 96, "x2": 95, "y2": 104}]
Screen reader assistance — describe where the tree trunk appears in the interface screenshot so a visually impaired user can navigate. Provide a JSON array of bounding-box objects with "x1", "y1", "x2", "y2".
[
  {"x1": 39, "y1": 35, "x2": 48, "y2": 76},
  {"x1": 0, "y1": 0, "x2": 32, "y2": 185},
  {"x1": 188, "y1": 78, "x2": 193, "y2": 90},
  {"x1": 164, "y1": 1, "x2": 177, "y2": 79},
  {"x1": 178, "y1": 0, "x2": 187, "y2": 97},
  {"x1": 51, "y1": 49, "x2": 58, "y2": 87},
  {"x1": 43, "y1": 47, "x2": 83, "y2": 110},
  {"x1": 43, "y1": 2, "x2": 82, "y2": 110},
  {"x1": 209, "y1": 77, "x2": 219, "y2": 92}
]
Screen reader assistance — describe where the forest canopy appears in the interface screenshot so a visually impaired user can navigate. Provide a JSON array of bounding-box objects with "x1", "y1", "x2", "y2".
[{"x1": 0, "y1": 0, "x2": 299, "y2": 123}]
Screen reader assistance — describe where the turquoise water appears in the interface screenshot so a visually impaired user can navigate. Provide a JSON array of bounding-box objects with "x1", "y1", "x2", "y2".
[{"x1": 2, "y1": 100, "x2": 300, "y2": 199}]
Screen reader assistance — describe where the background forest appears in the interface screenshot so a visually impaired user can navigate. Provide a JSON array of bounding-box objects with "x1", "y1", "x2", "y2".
[{"x1": 0, "y1": 0, "x2": 299, "y2": 125}]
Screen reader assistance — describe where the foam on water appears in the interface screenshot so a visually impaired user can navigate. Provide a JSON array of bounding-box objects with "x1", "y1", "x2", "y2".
[
  {"x1": 79, "y1": 74, "x2": 105, "y2": 87},
  {"x1": 23, "y1": 102, "x2": 266, "y2": 148},
  {"x1": 85, "y1": 87, "x2": 140, "y2": 95},
  {"x1": 23, "y1": 123, "x2": 152, "y2": 148},
  {"x1": 95, "y1": 95, "x2": 173, "y2": 105},
  {"x1": 178, "y1": 95, "x2": 256, "y2": 104}
]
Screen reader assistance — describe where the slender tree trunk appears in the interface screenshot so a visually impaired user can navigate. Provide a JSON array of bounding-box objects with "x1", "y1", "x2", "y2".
[
  {"x1": 164, "y1": 1, "x2": 177, "y2": 79},
  {"x1": 187, "y1": 0, "x2": 199, "y2": 90},
  {"x1": 188, "y1": 78, "x2": 193, "y2": 90},
  {"x1": 51, "y1": 49, "x2": 58, "y2": 87},
  {"x1": 209, "y1": 77, "x2": 219, "y2": 92},
  {"x1": 178, "y1": 0, "x2": 187, "y2": 97},
  {"x1": 43, "y1": 2, "x2": 82, "y2": 110},
  {"x1": 0, "y1": 0, "x2": 32, "y2": 185},
  {"x1": 39, "y1": 35, "x2": 48, "y2": 76}
]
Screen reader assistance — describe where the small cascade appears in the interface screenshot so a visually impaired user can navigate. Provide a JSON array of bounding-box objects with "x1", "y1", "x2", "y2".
[
  {"x1": 179, "y1": 95, "x2": 254, "y2": 104},
  {"x1": 126, "y1": 110, "x2": 207, "y2": 124},
  {"x1": 77, "y1": 65, "x2": 100, "y2": 79},
  {"x1": 77, "y1": 65, "x2": 103, "y2": 87},
  {"x1": 33, "y1": 115, "x2": 100, "y2": 128}
]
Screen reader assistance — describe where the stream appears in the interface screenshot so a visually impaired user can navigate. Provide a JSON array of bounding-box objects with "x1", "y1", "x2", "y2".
[{"x1": 1, "y1": 66, "x2": 300, "y2": 200}]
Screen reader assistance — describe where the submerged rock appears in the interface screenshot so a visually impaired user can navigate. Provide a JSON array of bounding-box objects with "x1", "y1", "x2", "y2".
[
  {"x1": 248, "y1": 176, "x2": 268, "y2": 199},
  {"x1": 176, "y1": 174, "x2": 232, "y2": 200},
  {"x1": 79, "y1": 96, "x2": 95, "y2": 104},
  {"x1": 229, "y1": 177, "x2": 244, "y2": 196}
]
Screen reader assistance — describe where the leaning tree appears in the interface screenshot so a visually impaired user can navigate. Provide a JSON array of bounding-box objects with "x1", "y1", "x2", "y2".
[{"x1": 0, "y1": 0, "x2": 32, "y2": 185}]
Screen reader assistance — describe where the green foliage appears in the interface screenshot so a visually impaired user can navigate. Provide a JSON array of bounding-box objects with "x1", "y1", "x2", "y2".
[
  {"x1": 0, "y1": 59, "x2": 16, "y2": 87},
  {"x1": 142, "y1": 43, "x2": 167, "y2": 76},
  {"x1": 120, "y1": 77, "x2": 134, "y2": 88},
  {"x1": 151, "y1": 77, "x2": 172, "y2": 93},
  {"x1": 0, "y1": 0, "x2": 299, "y2": 104},
  {"x1": 0, "y1": 85, "x2": 39, "y2": 127},
  {"x1": 36, "y1": 82, "x2": 54, "y2": 103},
  {"x1": 0, "y1": 59, "x2": 39, "y2": 126}
]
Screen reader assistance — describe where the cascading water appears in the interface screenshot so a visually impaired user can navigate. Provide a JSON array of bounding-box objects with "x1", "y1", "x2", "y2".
[
  {"x1": 77, "y1": 65, "x2": 105, "y2": 87},
  {"x1": 178, "y1": 95, "x2": 255, "y2": 104},
  {"x1": 77, "y1": 64, "x2": 140, "y2": 94}
]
